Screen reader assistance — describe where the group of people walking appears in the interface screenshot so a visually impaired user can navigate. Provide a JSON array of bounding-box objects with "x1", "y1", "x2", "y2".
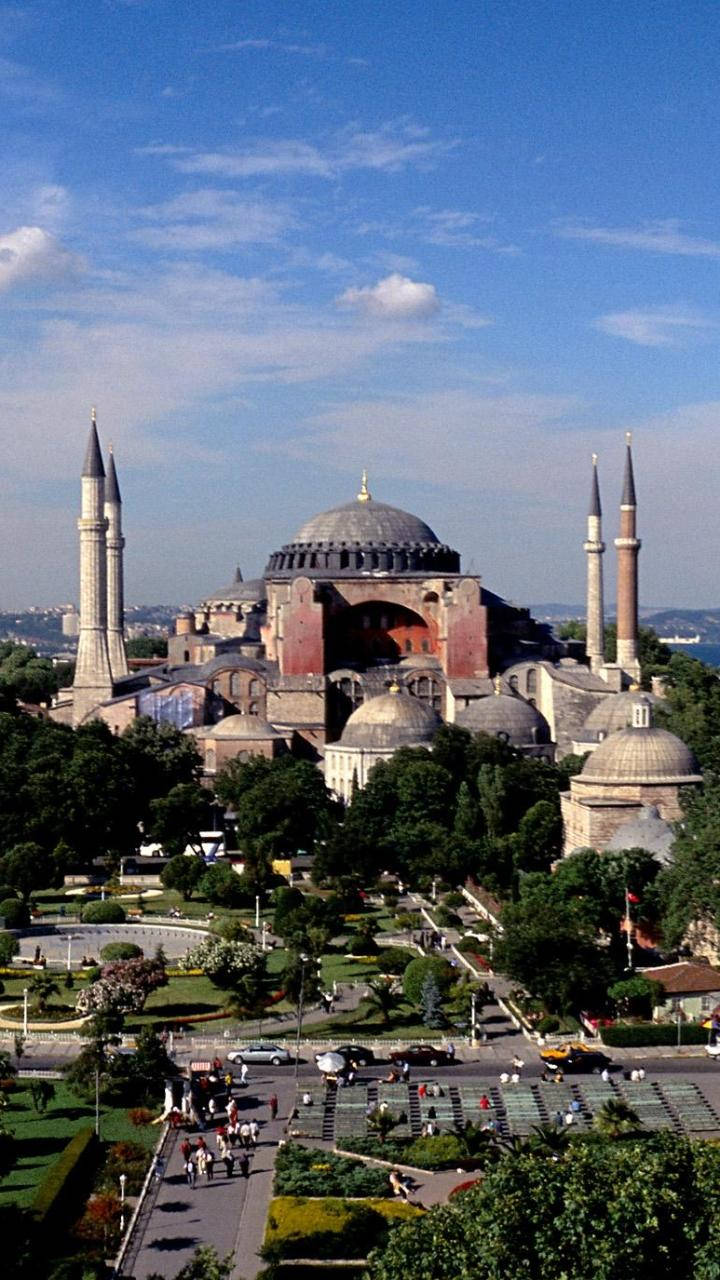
[
  {"x1": 180, "y1": 1134, "x2": 250, "y2": 1186},
  {"x1": 175, "y1": 1082, "x2": 281, "y2": 1191}
]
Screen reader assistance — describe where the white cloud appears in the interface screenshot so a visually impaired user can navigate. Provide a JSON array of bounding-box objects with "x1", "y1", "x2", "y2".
[
  {"x1": 337, "y1": 121, "x2": 458, "y2": 172},
  {"x1": 556, "y1": 218, "x2": 720, "y2": 258},
  {"x1": 173, "y1": 140, "x2": 331, "y2": 179},
  {"x1": 0, "y1": 225, "x2": 81, "y2": 291},
  {"x1": 355, "y1": 207, "x2": 518, "y2": 253},
  {"x1": 595, "y1": 304, "x2": 716, "y2": 347},
  {"x1": 337, "y1": 272, "x2": 440, "y2": 320},
  {"x1": 134, "y1": 188, "x2": 296, "y2": 249},
  {"x1": 218, "y1": 38, "x2": 327, "y2": 57}
]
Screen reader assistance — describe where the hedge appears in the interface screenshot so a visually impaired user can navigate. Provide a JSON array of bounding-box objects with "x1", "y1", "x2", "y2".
[
  {"x1": 262, "y1": 1197, "x2": 419, "y2": 1262},
  {"x1": 31, "y1": 1126, "x2": 100, "y2": 1227},
  {"x1": 274, "y1": 1144, "x2": 389, "y2": 1198},
  {"x1": 337, "y1": 1133, "x2": 472, "y2": 1171},
  {"x1": 100, "y1": 942, "x2": 143, "y2": 962},
  {"x1": 81, "y1": 901, "x2": 126, "y2": 924},
  {"x1": 0, "y1": 898, "x2": 29, "y2": 928},
  {"x1": 601, "y1": 1021, "x2": 708, "y2": 1047}
]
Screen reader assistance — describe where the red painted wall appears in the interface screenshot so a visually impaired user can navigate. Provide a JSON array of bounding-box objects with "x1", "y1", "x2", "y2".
[
  {"x1": 281, "y1": 577, "x2": 325, "y2": 675},
  {"x1": 445, "y1": 585, "x2": 488, "y2": 677}
]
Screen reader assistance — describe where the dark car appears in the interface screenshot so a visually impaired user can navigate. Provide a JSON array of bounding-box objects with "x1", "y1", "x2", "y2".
[
  {"x1": 540, "y1": 1043, "x2": 612, "y2": 1074},
  {"x1": 335, "y1": 1044, "x2": 376, "y2": 1067},
  {"x1": 389, "y1": 1044, "x2": 456, "y2": 1068}
]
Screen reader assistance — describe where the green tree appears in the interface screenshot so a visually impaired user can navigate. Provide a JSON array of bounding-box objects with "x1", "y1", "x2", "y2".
[
  {"x1": 180, "y1": 937, "x2": 265, "y2": 1006},
  {"x1": 592, "y1": 1097, "x2": 642, "y2": 1138},
  {"x1": 514, "y1": 799, "x2": 562, "y2": 873},
  {"x1": 148, "y1": 783, "x2": 212, "y2": 857},
  {"x1": 199, "y1": 862, "x2": 254, "y2": 908},
  {"x1": 403, "y1": 956, "x2": 455, "y2": 1008},
  {"x1": 29, "y1": 1080, "x2": 56, "y2": 1113},
  {"x1": 0, "y1": 842, "x2": 53, "y2": 903},
  {"x1": 125, "y1": 637, "x2": 168, "y2": 659},
  {"x1": 216, "y1": 755, "x2": 337, "y2": 858},
  {"x1": 608, "y1": 975, "x2": 663, "y2": 1019},
  {"x1": 364, "y1": 978, "x2": 402, "y2": 1026},
  {"x1": 28, "y1": 973, "x2": 60, "y2": 1014},
  {"x1": 495, "y1": 896, "x2": 614, "y2": 1015},
  {"x1": 161, "y1": 853, "x2": 205, "y2": 900}
]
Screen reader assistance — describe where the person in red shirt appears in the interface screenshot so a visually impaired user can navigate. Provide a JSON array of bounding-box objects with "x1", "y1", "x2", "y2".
[{"x1": 479, "y1": 1094, "x2": 490, "y2": 1111}]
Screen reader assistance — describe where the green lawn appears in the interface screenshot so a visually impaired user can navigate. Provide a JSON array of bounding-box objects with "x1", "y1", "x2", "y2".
[
  {"x1": 303, "y1": 996, "x2": 445, "y2": 1041},
  {"x1": 125, "y1": 972, "x2": 228, "y2": 1031},
  {"x1": 0, "y1": 1081, "x2": 156, "y2": 1208}
]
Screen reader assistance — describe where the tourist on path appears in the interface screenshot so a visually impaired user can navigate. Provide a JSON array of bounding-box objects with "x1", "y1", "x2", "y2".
[
  {"x1": 240, "y1": 1063, "x2": 249, "y2": 1086},
  {"x1": 205, "y1": 1150, "x2": 215, "y2": 1180},
  {"x1": 223, "y1": 1152, "x2": 235, "y2": 1178},
  {"x1": 269, "y1": 1093, "x2": 278, "y2": 1120},
  {"x1": 240, "y1": 1121, "x2": 251, "y2": 1148},
  {"x1": 238, "y1": 1152, "x2": 250, "y2": 1179},
  {"x1": 180, "y1": 1138, "x2": 193, "y2": 1163},
  {"x1": 250, "y1": 1119, "x2": 259, "y2": 1147},
  {"x1": 185, "y1": 1158, "x2": 196, "y2": 1190}
]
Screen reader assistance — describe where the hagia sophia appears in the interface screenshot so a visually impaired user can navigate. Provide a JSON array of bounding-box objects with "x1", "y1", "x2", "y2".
[{"x1": 52, "y1": 415, "x2": 702, "y2": 861}]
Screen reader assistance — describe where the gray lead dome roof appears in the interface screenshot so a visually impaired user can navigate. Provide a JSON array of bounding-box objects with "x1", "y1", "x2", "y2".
[
  {"x1": 291, "y1": 499, "x2": 440, "y2": 547},
  {"x1": 457, "y1": 693, "x2": 550, "y2": 746},
  {"x1": 339, "y1": 688, "x2": 442, "y2": 749}
]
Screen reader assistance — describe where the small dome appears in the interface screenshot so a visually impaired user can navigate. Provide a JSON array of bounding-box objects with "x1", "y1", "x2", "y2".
[
  {"x1": 583, "y1": 689, "x2": 660, "y2": 737},
  {"x1": 340, "y1": 686, "x2": 441, "y2": 749},
  {"x1": 457, "y1": 692, "x2": 550, "y2": 746},
  {"x1": 605, "y1": 805, "x2": 676, "y2": 865},
  {"x1": 580, "y1": 707, "x2": 700, "y2": 783},
  {"x1": 207, "y1": 715, "x2": 285, "y2": 740}
]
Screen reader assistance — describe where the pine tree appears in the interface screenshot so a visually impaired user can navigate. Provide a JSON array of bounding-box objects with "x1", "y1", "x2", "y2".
[{"x1": 420, "y1": 972, "x2": 446, "y2": 1029}]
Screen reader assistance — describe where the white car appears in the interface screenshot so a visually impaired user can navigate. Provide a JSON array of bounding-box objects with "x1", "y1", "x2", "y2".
[
  {"x1": 226, "y1": 1043, "x2": 291, "y2": 1066},
  {"x1": 705, "y1": 1041, "x2": 720, "y2": 1058}
]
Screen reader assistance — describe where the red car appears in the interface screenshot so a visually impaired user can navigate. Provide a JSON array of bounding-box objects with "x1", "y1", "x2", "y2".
[{"x1": 389, "y1": 1044, "x2": 456, "y2": 1068}]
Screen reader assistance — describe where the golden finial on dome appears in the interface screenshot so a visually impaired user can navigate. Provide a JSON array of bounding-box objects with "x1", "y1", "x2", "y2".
[
  {"x1": 626, "y1": 430, "x2": 632, "y2": 446},
  {"x1": 357, "y1": 469, "x2": 371, "y2": 503},
  {"x1": 388, "y1": 680, "x2": 400, "y2": 695},
  {"x1": 494, "y1": 674, "x2": 503, "y2": 695},
  {"x1": 592, "y1": 452, "x2": 598, "y2": 466},
  {"x1": 91, "y1": 406, "x2": 97, "y2": 424}
]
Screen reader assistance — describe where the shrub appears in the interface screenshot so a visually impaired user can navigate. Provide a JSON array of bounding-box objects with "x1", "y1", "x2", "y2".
[
  {"x1": 100, "y1": 942, "x2": 143, "y2": 962},
  {"x1": 274, "y1": 1144, "x2": 389, "y2": 1198},
  {"x1": 81, "y1": 900, "x2": 126, "y2": 924},
  {"x1": 536, "y1": 1014, "x2": 560, "y2": 1035},
  {"x1": 443, "y1": 892, "x2": 465, "y2": 909},
  {"x1": 32, "y1": 1126, "x2": 99, "y2": 1226},
  {"x1": 403, "y1": 955, "x2": 455, "y2": 1007},
  {"x1": 338, "y1": 1135, "x2": 469, "y2": 1171},
  {"x1": 376, "y1": 947, "x2": 414, "y2": 975},
  {"x1": 347, "y1": 932, "x2": 378, "y2": 956},
  {"x1": 263, "y1": 1196, "x2": 418, "y2": 1262},
  {"x1": 0, "y1": 886, "x2": 18, "y2": 905},
  {"x1": 0, "y1": 898, "x2": 29, "y2": 928},
  {"x1": 0, "y1": 931, "x2": 18, "y2": 965},
  {"x1": 434, "y1": 906, "x2": 462, "y2": 929},
  {"x1": 101, "y1": 1140, "x2": 149, "y2": 1195},
  {"x1": 601, "y1": 1021, "x2": 708, "y2": 1047}
]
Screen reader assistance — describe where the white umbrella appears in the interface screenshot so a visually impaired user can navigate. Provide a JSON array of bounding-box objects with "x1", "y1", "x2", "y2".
[{"x1": 316, "y1": 1051, "x2": 346, "y2": 1074}]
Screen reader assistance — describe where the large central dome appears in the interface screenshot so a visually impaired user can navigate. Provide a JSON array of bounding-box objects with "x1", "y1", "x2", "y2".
[
  {"x1": 265, "y1": 476, "x2": 460, "y2": 578},
  {"x1": 292, "y1": 498, "x2": 440, "y2": 547}
]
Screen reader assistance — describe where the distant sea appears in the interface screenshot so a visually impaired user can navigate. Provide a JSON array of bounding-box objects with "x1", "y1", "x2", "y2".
[{"x1": 665, "y1": 642, "x2": 720, "y2": 668}]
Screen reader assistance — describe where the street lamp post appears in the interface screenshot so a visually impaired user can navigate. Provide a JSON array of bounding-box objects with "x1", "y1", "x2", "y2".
[
  {"x1": 261, "y1": 921, "x2": 268, "y2": 953},
  {"x1": 119, "y1": 1172, "x2": 127, "y2": 1236},
  {"x1": 624, "y1": 884, "x2": 634, "y2": 972},
  {"x1": 470, "y1": 991, "x2": 478, "y2": 1047},
  {"x1": 431, "y1": 876, "x2": 438, "y2": 904},
  {"x1": 294, "y1": 953, "x2": 309, "y2": 1081},
  {"x1": 66, "y1": 933, "x2": 75, "y2": 972},
  {"x1": 255, "y1": 895, "x2": 261, "y2": 929},
  {"x1": 22, "y1": 988, "x2": 28, "y2": 1037}
]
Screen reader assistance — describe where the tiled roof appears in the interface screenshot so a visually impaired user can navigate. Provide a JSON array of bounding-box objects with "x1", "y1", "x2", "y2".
[{"x1": 640, "y1": 961, "x2": 720, "y2": 994}]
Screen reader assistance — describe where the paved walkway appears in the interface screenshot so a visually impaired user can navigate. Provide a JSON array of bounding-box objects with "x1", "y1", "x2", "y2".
[{"x1": 122, "y1": 1077, "x2": 297, "y2": 1280}]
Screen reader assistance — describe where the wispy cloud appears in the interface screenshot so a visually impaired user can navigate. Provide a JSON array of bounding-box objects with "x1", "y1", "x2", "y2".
[
  {"x1": 556, "y1": 218, "x2": 720, "y2": 258},
  {"x1": 218, "y1": 38, "x2": 327, "y2": 58},
  {"x1": 134, "y1": 188, "x2": 296, "y2": 249},
  {"x1": 139, "y1": 119, "x2": 457, "y2": 182},
  {"x1": 0, "y1": 53, "x2": 57, "y2": 105},
  {"x1": 595, "y1": 304, "x2": 717, "y2": 347},
  {"x1": 337, "y1": 272, "x2": 440, "y2": 320},
  {"x1": 0, "y1": 226, "x2": 82, "y2": 291},
  {"x1": 355, "y1": 206, "x2": 518, "y2": 253}
]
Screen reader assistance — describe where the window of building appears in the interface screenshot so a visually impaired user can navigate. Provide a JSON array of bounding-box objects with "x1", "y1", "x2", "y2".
[
  {"x1": 230, "y1": 674, "x2": 241, "y2": 698},
  {"x1": 405, "y1": 639, "x2": 412, "y2": 653},
  {"x1": 249, "y1": 678, "x2": 260, "y2": 696},
  {"x1": 526, "y1": 668, "x2": 537, "y2": 694},
  {"x1": 508, "y1": 675, "x2": 518, "y2": 692},
  {"x1": 205, "y1": 746, "x2": 216, "y2": 772},
  {"x1": 249, "y1": 701, "x2": 258, "y2": 715}
]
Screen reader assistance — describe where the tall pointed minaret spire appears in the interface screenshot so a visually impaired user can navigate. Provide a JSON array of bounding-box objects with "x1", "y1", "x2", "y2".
[
  {"x1": 73, "y1": 410, "x2": 114, "y2": 724},
  {"x1": 614, "y1": 432, "x2": 642, "y2": 682},
  {"x1": 584, "y1": 453, "x2": 605, "y2": 673},
  {"x1": 105, "y1": 445, "x2": 129, "y2": 680}
]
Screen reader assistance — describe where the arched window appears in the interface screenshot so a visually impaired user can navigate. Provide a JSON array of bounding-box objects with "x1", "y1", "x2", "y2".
[
  {"x1": 526, "y1": 668, "x2": 537, "y2": 694},
  {"x1": 249, "y1": 701, "x2": 259, "y2": 716},
  {"x1": 205, "y1": 746, "x2": 216, "y2": 772},
  {"x1": 508, "y1": 675, "x2": 519, "y2": 692},
  {"x1": 405, "y1": 639, "x2": 412, "y2": 653},
  {"x1": 230, "y1": 673, "x2": 241, "y2": 698},
  {"x1": 249, "y1": 678, "x2": 260, "y2": 696}
]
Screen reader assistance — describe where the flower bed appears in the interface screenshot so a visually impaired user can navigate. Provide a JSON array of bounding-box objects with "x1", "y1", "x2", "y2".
[
  {"x1": 275, "y1": 1144, "x2": 389, "y2": 1198},
  {"x1": 262, "y1": 1196, "x2": 420, "y2": 1262}
]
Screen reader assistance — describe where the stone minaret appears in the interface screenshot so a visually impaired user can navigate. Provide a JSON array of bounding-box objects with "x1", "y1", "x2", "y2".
[
  {"x1": 72, "y1": 411, "x2": 114, "y2": 725},
  {"x1": 105, "y1": 447, "x2": 129, "y2": 680},
  {"x1": 584, "y1": 453, "x2": 605, "y2": 674},
  {"x1": 614, "y1": 432, "x2": 642, "y2": 683}
]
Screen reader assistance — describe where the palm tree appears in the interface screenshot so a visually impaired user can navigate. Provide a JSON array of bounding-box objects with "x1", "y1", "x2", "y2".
[
  {"x1": 526, "y1": 1123, "x2": 572, "y2": 1157},
  {"x1": 364, "y1": 978, "x2": 401, "y2": 1026},
  {"x1": 592, "y1": 1097, "x2": 642, "y2": 1138},
  {"x1": 368, "y1": 1106, "x2": 402, "y2": 1144},
  {"x1": 28, "y1": 973, "x2": 60, "y2": 1014}
]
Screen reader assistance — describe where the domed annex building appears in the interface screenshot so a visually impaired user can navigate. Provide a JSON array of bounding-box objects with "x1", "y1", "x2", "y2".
[
  {"x1": 325, "y1": 683, "x2": 442, "y2": 801},
  {"x1": 560, "y1": 697, "x2": 702, "y2": 856}
]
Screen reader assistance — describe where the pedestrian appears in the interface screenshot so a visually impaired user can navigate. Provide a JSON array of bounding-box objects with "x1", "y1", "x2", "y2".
[
  {"x1": 564, "y1": 1109, "x2": 574, "y2": 1126},
  {"x1": 208, "y1": 1096, "x2": 217, "y2": 1118},
  {"x1": 227, "y1": 1120, "x2": 239, "y2": 1147},
  {"x1": 197, "y1": 1135, "x2": 207, "y2": 1152},
  {"x1": 223, "y1": 1152, "x2": 235, "y2": 1178},
  {"x1": 170, "y1": 1107, "x2": 182, "y2": 1129},
  {"x1": 401, "y1": 1061, "x2": 410, "y2": 1082},
  {"x1": 417, "y1": 1083, "x2": 427, "y2": 1099},
  {"x1": 510, "y1": 1072, "x2": 520, "y2": 1085},
  {"x1": 185, "y1": 1158, "x2": 197, "y2": 1189},
  {"x1": 500, "y1": 1072, "x2": 510, "y2": 1085},
  {"x1": 446, "y1": 1042, "x2": 456, "y2": 1061},
  {"x1": 205, "y1": 1150, "x2": 215, "y2": 1180},
  {"x1": 240, "y1": 1121, "x2": 251, "y2": 1149},
  {"x1": 238, "y1": 1151, "x2": 250, "y2": 1179},
  {"x1": 554, "y1": 1110, "x2": 563, "y2": 1128},
  {"x1": 180, "y1": 1138, "x2": 193, "y2": 1163},
  {"x1": 224, "y1": 1071, "x2": 233, "y2": 1091},
  {"x1": 217, "y1": 1133, "x2": 227, "y2": 1159},
  {"x1": 638, "y1": 1067, "x2": 646, "y2": 1081},
  {"x1": 571, "y1": 1098, "x2": 581, "y2": 1114},
  {"x1": 512, "y1": 1055, "x2": 524, "y2": 1075},
  {"x1": 250, "y1": 1119, "x2": 259, "y2": 1147},
  {"x1": 269, "y1": 1093, "x2": 278, "y2": 1121},
  {"x1": 479, "y1": 1093, "x2": 490, "y2": 1111},
  {"x1": 240, "y1": 1063, "x2": 249, "y2": 1087},
  {"x1": 196, "y1": 1148, "x2": 207, "y2": 1177},
  {"x1": 601, "y1": 1067, "x2": 610, "y2": 1083},
  {"x1": 152, "y1": 1155, "x2": 165, "y2": 1182}
]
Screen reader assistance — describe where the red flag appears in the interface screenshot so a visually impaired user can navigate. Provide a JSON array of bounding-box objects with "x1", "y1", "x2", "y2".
[{"x1": 627, "y1": 891, "x2": 641, "y2": 904}]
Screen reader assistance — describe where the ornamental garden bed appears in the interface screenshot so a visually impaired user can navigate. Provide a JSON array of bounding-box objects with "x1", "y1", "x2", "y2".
[
  {"x1": 262, "y1": 1196, "x2": 421, "y2": 1263},
  {"x1": 274, "y1": 1144, "x2": 390, "y2": 1198}
]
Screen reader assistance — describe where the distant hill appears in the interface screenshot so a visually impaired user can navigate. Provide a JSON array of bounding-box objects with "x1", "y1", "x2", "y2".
[{"x1": 531, "y1": 604, "x2": 720, "y2": 642}]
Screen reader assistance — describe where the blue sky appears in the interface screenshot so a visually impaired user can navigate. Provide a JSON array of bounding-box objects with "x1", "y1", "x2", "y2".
[{"x1": 1, "y1": 0, "x2": 719, "y2": 608}]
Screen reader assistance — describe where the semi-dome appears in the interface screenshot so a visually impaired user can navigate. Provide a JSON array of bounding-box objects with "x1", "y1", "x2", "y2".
[
  {"x1": 265, "y1": 475, "x2": 460, "y2": 578},
  {"x1": 203, "y1": 567, "x2": 265, "y2": 604},
  {"x1": 604, "y1": 804, "x2": 675, "y2": 864},
  {"x1": 207, "y1": 714, "x2": 285, "y2": 740},
  {"x1": 580, "y1": 699, "x2": 700, "y2": 784},
  {"x1": 339, "y1": 685, "x2": 442, "y2": 749},
  {"x1": 457, "y1": 690, "x2": 550, "y2": 746},
  {"x1": 583, "y1": 689, "x2": 660, "y2": 738}
]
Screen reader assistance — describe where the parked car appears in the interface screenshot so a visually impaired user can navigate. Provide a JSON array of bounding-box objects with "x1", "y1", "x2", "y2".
[
  {"x1": 705, "y1": 1041, "x2": 720, "y2": 1059},
  {"x1": 333, "y1": 1044, "x2": 376, "y2": 1067},
  {"x1": 540, "y1": 1043, "x2": 612, "y2": 1074},
  {"x1": 389, "y1": 1044, "x2": 456, "y2": 1068},
  {"x1": 226, "y1": 1044, "x2": 291, "y2": 1066}
]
